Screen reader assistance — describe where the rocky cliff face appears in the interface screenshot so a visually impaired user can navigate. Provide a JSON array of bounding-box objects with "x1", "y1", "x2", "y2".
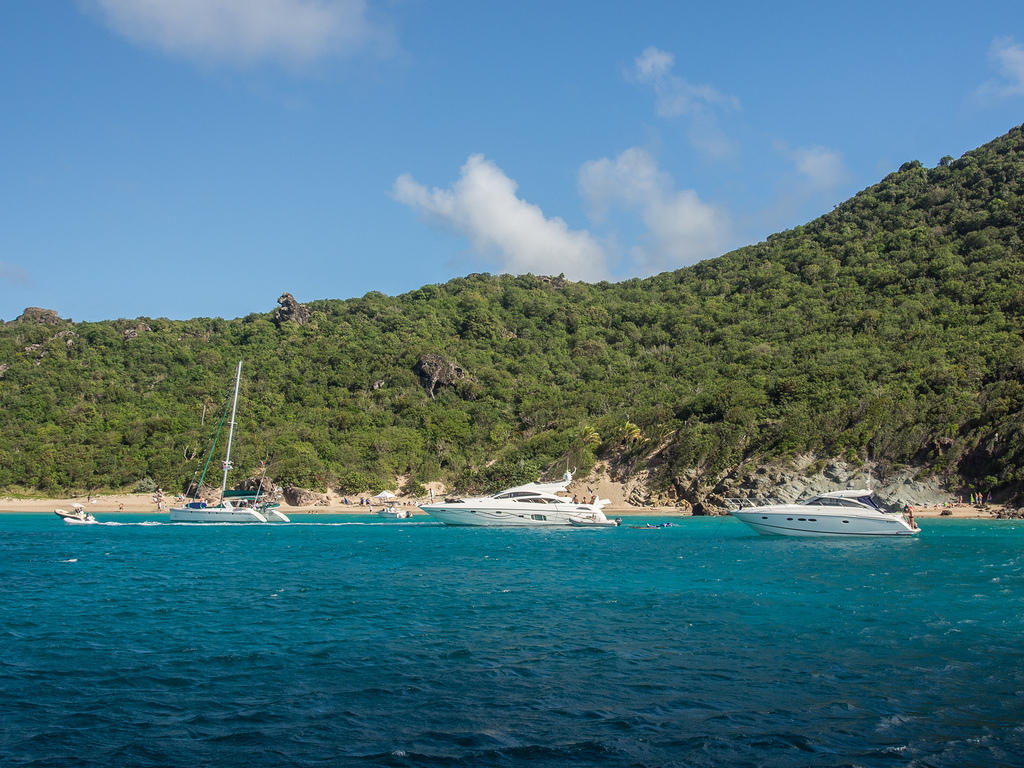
[{"x1": 688, "y1": 456, "x2": 952, "y2": 513}]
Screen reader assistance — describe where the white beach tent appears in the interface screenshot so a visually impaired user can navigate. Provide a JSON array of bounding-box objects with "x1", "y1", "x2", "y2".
[{"x1": 372, "y1": 491, "x2": 396, "y2": 500}]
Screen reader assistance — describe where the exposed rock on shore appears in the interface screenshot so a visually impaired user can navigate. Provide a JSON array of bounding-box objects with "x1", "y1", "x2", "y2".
[{"x1": 283, "y1": 486, "x2": 329, "y2": 506}]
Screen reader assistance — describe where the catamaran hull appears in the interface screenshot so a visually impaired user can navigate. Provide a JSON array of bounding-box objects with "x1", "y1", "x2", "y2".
[
  {"x1": 730, "y1": 510, "x2": 919, "y2": 537},
  {"x1": 169, "y1": 507, "x2": 268, "y2": 523}
]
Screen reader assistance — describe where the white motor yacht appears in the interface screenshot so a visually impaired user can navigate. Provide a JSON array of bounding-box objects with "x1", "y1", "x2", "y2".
[
  {"x1": 54, "y1": 503, "x2": 97, "y2": 524},
  {"x1": 729, "y1": 489, "x2": 919, "y2": 537},
  {"x1": 421, "y1": 471, "x2": 619, "y2": 527}
]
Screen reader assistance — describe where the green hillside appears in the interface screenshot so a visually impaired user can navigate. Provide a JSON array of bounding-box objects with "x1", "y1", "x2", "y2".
[{"x1": 3, "y1": 125, "x2": 1024, "y2": 504}]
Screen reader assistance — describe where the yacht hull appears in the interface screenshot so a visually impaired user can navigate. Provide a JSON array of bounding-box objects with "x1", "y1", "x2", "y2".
[
  {"x1": 422, "y1": 505, "x2": 580, "y2": 527},
  {"x1": 731, "y1": 508, "x2": 918, "y2": 537}
]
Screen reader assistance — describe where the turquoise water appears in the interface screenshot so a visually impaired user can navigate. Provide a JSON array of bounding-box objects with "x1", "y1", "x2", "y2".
[{"x1": 1, "y1": 515, "x2": 1022, "y2": 767}]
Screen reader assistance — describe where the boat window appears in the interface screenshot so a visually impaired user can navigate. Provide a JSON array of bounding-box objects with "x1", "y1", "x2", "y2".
[
  {"x1": 531, "y1": 514, "x2": 547, "y2": 521},
  {"x1": 856, "y1": 495, "x2": 882, "y2": 510},
  {"x1": 842, "y1": 520, "x2": 849, "y2": 524},
  {"x1": 807, "y1": 518, "x2": 816, "y2": 522}
]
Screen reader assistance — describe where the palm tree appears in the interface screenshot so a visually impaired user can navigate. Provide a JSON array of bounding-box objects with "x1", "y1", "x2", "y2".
[
  {"x1": 577, "y1": 424, "x2": 601, "y2": 448},
  {"x1": 621, "y1": 421, "x2": 645, "y2": 445}
]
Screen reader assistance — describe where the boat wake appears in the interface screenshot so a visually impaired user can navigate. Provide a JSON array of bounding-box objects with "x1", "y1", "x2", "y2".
[{"x1": 82, "y1": 520, "x2": 443, "y2": 527}]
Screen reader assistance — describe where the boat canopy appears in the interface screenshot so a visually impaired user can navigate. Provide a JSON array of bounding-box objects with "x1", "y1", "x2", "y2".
[{"x1": 223, "y1": 490, "x2": 267, "y2": 501}]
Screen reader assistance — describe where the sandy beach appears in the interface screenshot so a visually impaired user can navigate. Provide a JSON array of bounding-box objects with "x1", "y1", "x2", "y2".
[
  {"x1": 0, "y1": 492, "x2": 661, "y2": 517},
  {"x1": 0, "y1": 493, "x2": 1008, "y2": 519}
]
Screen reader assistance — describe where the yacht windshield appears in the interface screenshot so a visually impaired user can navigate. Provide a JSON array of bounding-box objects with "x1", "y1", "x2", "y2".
[
  {"x1": 802, "y1": 496, "x2": 874, "y2": 509},
  {"x1": 856, "y1": 495, "x2": 883, "y2": 510}
]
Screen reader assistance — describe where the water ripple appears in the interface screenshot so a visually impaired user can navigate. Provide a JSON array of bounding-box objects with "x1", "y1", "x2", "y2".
[{"x1": 1, "y1": 516, "x2": 1022, "y2": 766}]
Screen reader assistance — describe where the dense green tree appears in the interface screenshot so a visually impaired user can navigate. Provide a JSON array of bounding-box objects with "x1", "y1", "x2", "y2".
[{"x1": 2, "y1": 125, "x2": 1024, "y2": 502}]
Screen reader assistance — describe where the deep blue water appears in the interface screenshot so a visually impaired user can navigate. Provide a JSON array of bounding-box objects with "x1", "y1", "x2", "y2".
[{"x1": 1, "y1": 515, "x2": 1022, "y2": 768}]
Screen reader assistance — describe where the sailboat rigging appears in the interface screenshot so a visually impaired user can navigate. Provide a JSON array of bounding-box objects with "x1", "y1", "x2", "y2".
[{"x1": 169, "y1": 361, "x2": 289, "y2": 523}]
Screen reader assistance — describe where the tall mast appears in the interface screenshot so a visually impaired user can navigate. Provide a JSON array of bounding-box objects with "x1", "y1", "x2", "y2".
[{"x1": 221, "y1": 360, "x2": 243, "y2": 496}]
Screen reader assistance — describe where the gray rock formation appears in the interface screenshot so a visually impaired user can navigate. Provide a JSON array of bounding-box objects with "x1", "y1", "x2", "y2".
[
  {"x1": 413, "y1": 353, "x2": 466, "y2": 398},
  {"x1": 123, "y1": 323, "x2": 151, "y2": 341},
  {"x1": 273, "y1": 293, "x2": 310, "y2": 327},
  {"x1": 15, "y1": 307, "x2": 66, "y2": 324},
  {"x1": 283, "y1": 486, "x2": 329, "y2": 506}
]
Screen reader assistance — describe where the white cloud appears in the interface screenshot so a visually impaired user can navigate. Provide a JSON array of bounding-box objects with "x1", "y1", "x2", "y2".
[
  {"x1": 579, "y1": 148, "x2": 731, "y2": 274},
  {"x1": 394, "y1": 155, "x2": 609, "y2": 281},
  {"x1": 90, "y1": 0, "x2": 387, "y2": 65},
  {"x1": 634, "y1": 47, "x2": 674, "y2": 81},
  {"x1": 632, "y1": 46, "x2": 739, "y2": 117},
  {"x1": 977, "y1": 36, "x2": 1024, "y2": 99},
  {"x1": 630, "y1": 47, "x2": 739, "y2": 158},
  {"x1": 787, "y1": 145, "x2": 848, "y2": 189}
]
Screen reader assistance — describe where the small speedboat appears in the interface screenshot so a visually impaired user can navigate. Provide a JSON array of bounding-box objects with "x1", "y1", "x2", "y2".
[
  {"x1": 569, "y1": 514, "x2": 621, "y2": 527},
  {"x1": 54, "y1": 503, "x2": 97, "y2": 524},
  {"x1": 375, "y1": 506, "x2": 412, "y2": 519}
]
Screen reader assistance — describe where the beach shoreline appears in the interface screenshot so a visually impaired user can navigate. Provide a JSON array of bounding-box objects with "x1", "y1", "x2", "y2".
[{"x1": 0, "y1": 493, "x2": 1007, "y2": 519}]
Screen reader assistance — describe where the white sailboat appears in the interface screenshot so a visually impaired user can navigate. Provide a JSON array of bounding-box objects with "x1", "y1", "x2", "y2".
[{"x1": 169, "y1": 361, "x2": 289, "y2": 523}]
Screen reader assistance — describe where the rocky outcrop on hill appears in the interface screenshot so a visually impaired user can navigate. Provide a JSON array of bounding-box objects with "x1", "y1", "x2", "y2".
[
  {"x1": 414, "y1": 353, "x2": 466, "y2": 398},
  {"x1": 122, "y1": 323, "x2": 151, "y2": 341},
  {"x1": 14, "y1": 307, "x2": 66, "y2": 324},
  {"x1": 55, "y1": 329, "x2": 77, "y2": 347},
  {"x1": 273, "y1": 293, "x2": 310, "y2": 327},
  {"x1": 283, "y1": 486, "x2": 329, "y2": 506}
]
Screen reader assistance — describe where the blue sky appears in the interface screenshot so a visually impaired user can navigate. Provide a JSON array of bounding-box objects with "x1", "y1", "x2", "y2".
[{"x1": 2, "y1": 1, "x2": 1023, "y2": 322}]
